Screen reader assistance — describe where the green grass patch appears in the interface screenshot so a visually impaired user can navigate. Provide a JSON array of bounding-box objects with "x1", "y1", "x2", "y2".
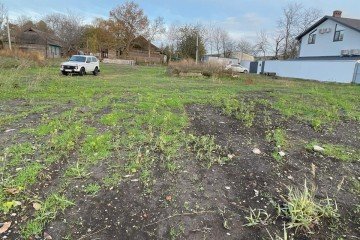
[
  {"x1": 306, "y1": 141, "x2": 360, "y2": 162},
  {"x1": 21, "y1": 194, "x2": 74, "y2": 238}
]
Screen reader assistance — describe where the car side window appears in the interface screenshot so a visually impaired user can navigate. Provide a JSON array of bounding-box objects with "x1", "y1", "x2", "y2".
[{"x1": 92, "y1": 57, "x2": 97, "y2": 62}]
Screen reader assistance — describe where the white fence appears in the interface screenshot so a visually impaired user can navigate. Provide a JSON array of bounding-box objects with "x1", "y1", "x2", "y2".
[
  {"x1": 261, "y1": 60, "x2": 360, "y2": 84},
  {"x1": 240, "y1": 60, "x2": 251, "y2": 70},
  {"x1": 102, "y1": 59, "x2": 136, "y2": 66}
]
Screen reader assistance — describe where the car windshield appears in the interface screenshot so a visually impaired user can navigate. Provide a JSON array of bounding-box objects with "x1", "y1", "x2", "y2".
[{"x1": 69, "y1": 56, "x2": 86, "y2": 62}]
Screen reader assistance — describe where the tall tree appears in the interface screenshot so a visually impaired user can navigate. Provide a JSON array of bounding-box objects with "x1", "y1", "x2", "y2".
[
  {"x1": 236, "y1": 39, "x2": 254, "y2": 55},
  {"x1": 35, "y1": 20, "x2": 53, "y2": 33},
  {"x1": 177, "y1": 25, "x2": 206, "y2": 60},
  {"x1": 254, "y1": 30, "x2": 270, "y2": 58},
  {"x1": 109, "y1": 1, "x2": 149, "y2": 56},
  {"x1": 144, "y1": 17, "x2": 165, "y2": 57},
  {"x1": 277, "y1": 2, "x2": 321, "y2": 59},
  {"x1": 0, "y1": 2, "x2": 6, "y2": 29},
  {"x1": 44, "y1": 11, "x2": 84, "y2": 52},
  {"x1": 81, "y1": 18, "x2": 116, "y2": 54}
]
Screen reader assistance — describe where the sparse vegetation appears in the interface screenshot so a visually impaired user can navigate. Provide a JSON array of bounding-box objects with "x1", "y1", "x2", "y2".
[
  {"x1": 243, "y1": 208, "x2": 271, "y2": 227},
  {"x1": 306, "y1": 141, "x2": 360, "y2": 162}
]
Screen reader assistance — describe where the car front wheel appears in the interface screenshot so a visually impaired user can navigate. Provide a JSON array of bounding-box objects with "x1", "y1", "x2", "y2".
[
  {"x1": 93, "y1": 67, "x2": 99, "y2": 76},
  {"x1": 79, "y1": 67, "x2": 85, "y2": 76},
  {"x1": 62, "y1": 71, "x2": 68, "y2": 76}
]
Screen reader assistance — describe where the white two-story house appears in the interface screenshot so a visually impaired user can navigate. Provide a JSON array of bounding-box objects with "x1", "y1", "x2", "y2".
[{"x1": 296, "y1": 10, "x2": 360, "y2": 60}]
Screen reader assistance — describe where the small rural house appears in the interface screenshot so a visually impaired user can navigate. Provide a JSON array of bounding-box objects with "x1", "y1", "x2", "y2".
[
  {"x1": 104, "y1": 36, "x2": 165, "y2": 64},
  {"x1": 296, "y1": 10, "x2": 360, "y2": 59},
  {"x1": 17, "y1": 27, "x2": 62, "y2": 58},
  {"x1": 257, "y1": 10, "x2": 360, "y2": 84}
]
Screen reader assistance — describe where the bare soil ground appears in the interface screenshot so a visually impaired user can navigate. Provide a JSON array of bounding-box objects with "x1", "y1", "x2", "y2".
[
  {"x1": 42, "y1": 101, "x2": 359, "y2": 240},
  {"x1": 0, "y1": 65, "x2": 359, "y2": 240}
]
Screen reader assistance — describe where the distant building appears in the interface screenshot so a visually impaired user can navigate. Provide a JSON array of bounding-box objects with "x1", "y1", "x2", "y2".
[
  {"x1": 229, "y1": 51, "x2": 254, "y2": 62},
  {"x1": 103, "y1": 36, "x2": 165, "y2": 64},
  {"x1": 202, "y1": 52, "x2": 254, "y2": 68},
  {"x1": 256, "y1": 11, "x2": 360, "y2": 84},
  {"x1": 202, "y1": 55, "x2": 239, "y2": 65},
  {"x1": 16, "y1": 27, "x2": 63, "y2": 58}
]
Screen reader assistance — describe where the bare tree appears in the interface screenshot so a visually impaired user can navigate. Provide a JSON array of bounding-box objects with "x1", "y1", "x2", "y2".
[
  {"x1": 273, "y1": 32, "x2": 285, "y2": 59},
  {"x1": 110, "y1": 1, "x2": 149, "y2": 56},
  {"x1": 277, "y1": 2, "x2": 321, "y2": 59},
  {"x1": 208, "y1": 27, "x2": 235, "y2": 57},
  {"x1": 298, "y1": 7, "x2": 322, "y2": 34},
  {"x1": 0, "y1": 2, "x2": 6, "y2": 45},
  {"x1": 278, "y1": 2, "x2": 301, "y2": 59},
  {"x1": 219, "y1": 29, "x2": 235, "y2": 57},
  {"x1": 0, "y1": 2, "x2": 7, "y2": 29},
  {"x1": 237, "y1": 38, "x2": 254, "y2": 55},
  {"x1": 213, "y1": 27, "x2": 223, "y2": 56},
  {"x1": 44, "y1": 11, "x2": 84, "y2": 53},
  {"x1": 254, "y1": 30, "x2": 270, "y2": 58},
  {"x1": 144, "y1": 17, "x2": 165, "y2": 57}
]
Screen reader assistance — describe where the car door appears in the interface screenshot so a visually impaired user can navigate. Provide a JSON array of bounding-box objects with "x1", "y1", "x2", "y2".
[
  {"x1": 86, "y1": 57, "x2": 94, "y2": 72},
  {"x1": 92, "y1": 57, "x2": 98, "y2": 70},
  {"x1": 233, "y1": 65, "x2": 241, "y2": 72}
]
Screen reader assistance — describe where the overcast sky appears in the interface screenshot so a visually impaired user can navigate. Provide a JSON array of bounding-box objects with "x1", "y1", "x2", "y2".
[{"x1": 3, "y1": 0, "x2": 360, "y2": 42}]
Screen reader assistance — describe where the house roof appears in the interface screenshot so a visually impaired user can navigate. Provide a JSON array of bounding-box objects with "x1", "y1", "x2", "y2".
[
  {"x1": 18, "y1": 27, "x2": 63, "y2": 47},
  {"x1": 131, "y1": 36, "x2": 161, "y2": 52},
  {"x1": 296, "y1": 16, "x2": 360, "y2": 40}
]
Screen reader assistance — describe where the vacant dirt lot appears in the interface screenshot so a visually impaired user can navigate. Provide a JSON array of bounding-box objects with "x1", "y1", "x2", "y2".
[{"x1": 0, "y1": 64, "x2": 359, "y2": 239}]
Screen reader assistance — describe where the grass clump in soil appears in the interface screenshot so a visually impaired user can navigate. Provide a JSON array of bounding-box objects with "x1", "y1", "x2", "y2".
[
  {"x1": 84, "y1": 183, "x2": 101, "y2": 196},
  {"x1": 279, "y1": 181, "x2": 339, "y2": 233},
  {"x1": 266, "y1": 128, "x2": 288, "y2": 162},
  {"x1": 21, "y1": 194, "x2": 74, "y2": 238},
  {"x1": 187, "y1": 134, "x2": 230, "y2": 167}
]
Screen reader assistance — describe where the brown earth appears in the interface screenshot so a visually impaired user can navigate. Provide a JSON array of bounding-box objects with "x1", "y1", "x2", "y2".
[{"x1": 33, "y1": 102, "x2": 360, "y2": 240}]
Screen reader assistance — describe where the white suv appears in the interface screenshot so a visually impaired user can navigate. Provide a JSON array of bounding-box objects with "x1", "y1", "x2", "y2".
[
  {"x1": 225, "y1": 64, "x2": 249, "y2": 73},
  {"x1": 61, "y1": 55, "x2": 100, "y2": 76}
]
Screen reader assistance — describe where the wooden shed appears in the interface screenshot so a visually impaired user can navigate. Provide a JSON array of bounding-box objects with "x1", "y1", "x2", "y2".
[{"x1": 17, "y1": 28, "x2": 63, "y2": 58}]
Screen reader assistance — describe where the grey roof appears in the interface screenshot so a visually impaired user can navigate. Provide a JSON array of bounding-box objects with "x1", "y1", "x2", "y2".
[
  {"x1": 296, "y1": 16, "x2": 360, "y2": 40},
  {"x1": 18, "y1": 27, "x2": 63, "y2": 47}
]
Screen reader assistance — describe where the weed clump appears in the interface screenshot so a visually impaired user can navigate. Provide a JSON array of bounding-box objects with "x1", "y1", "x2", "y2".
[
  {"x1": 187, "y1": 134, "x2": 231, "y2": 167},
  {"x1": 278, "y1": 181, "x2": 339, "y2": 233}
]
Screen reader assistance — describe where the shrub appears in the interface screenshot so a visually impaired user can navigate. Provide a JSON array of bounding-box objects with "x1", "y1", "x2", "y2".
[
  {"x1": 0, "y1": 49, "x2": 45, "y2": 68},
  {"x1": 167, "y1": 59, "x2": 227, "y2": 77}
]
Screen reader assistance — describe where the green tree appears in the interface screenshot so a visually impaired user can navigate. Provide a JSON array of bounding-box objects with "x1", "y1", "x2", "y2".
[{"x1": 177, "y1": 25, "x2": 206, "y2": 60}]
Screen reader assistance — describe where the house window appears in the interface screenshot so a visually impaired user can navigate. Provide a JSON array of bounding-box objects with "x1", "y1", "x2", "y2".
[
  {"x1": 308, "y1": 30, "x2": 316, "y2": 44},
  {"x1": 333, "y1": 24, "x2": 344, "y2": 41}
]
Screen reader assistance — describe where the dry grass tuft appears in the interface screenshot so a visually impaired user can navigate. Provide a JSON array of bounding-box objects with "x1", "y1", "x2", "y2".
[
  {"x1": 0, "y1": 49, "x2": 45, "y2": 68},
  {"x1": 167, "y1": 59, "x2": 231, "y2": 77}
]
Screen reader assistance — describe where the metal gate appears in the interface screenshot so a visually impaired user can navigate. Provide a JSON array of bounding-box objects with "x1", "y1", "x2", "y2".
[
  {"x1": 261, "y1": 61, "x2": 265, "y2": 74},
  {"x1": 354, "y1": 62, "x2": 360, "y2": 84},
  {"x1": 249, "y1": 62, "x2": 258, "y2": 73}
]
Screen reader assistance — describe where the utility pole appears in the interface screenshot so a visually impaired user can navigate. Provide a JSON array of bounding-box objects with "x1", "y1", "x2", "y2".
[
  {"x1": 195, "y1": 34, "x2": 199, "y2": 64},
  {"x1": 7, "y1": 16, "x2": 11, "y2": 50}
]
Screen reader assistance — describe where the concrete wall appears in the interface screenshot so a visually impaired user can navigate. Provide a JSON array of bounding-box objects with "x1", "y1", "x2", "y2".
[
  {"x1": 262, "y1": 60, "x2": 359, "y2": 83},
  {"x1": 102, "y1": 59, "x2": 135, "y2": 65},
  {"x1": 299, "y1": 19, "x2": 360, "y2": 57},
  {"x1": 240, "y1": 60, "x2": 251, "y2": 70},
  {"x1": 203, "y1": 56, "x2": 239, "y2": 66}
]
